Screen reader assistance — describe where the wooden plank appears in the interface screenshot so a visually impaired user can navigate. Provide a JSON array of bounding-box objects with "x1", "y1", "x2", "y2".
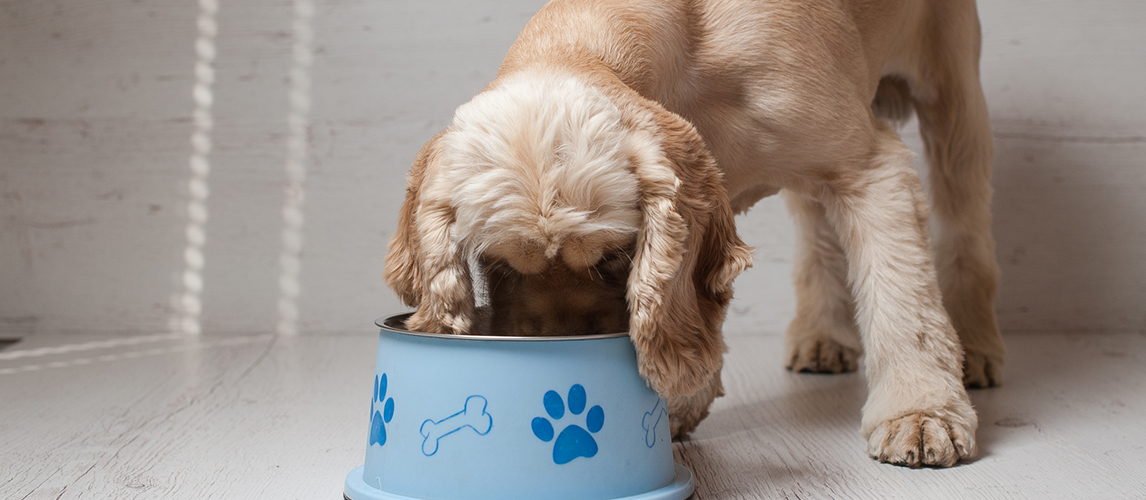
[
  {"x1": 0, "y1": 333, "x2": 376, "y2": 499},
  {"x1": 3, "y1": 331, "x2": 1146, "y2": 498},
  {"x1": 683, "y1": 332, "x2": 1146, "y2": 499}
]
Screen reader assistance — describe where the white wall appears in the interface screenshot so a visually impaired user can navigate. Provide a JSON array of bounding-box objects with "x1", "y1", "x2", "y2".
[{"x1": 2, "y1": 0, "x2": 1143, "y2": 337}]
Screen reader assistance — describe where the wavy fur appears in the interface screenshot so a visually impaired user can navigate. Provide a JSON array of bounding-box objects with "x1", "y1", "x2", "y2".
[{"x1": 386, "y1": 0, "x2": 1002, "y2": 468}]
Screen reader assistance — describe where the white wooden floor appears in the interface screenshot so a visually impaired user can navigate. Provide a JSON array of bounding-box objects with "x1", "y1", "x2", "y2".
[{"x1": 2, "y1": 330, "x2": 1145, "y2": 500}]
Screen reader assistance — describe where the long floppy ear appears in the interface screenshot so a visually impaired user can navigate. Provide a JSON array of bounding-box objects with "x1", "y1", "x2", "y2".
[
  {"x1": 384, "y1": 133, "x2": 441, "y2": 307},
  {"x1": 627, "y1": 116, "x2": 753, "y2": 398},
  {"x1": 384, "y1": 131, "x2": 476, "y2": 333}
]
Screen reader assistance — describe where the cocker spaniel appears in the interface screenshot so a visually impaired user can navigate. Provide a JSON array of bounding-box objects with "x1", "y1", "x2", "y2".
[{"x1": 385, "y1": 0, "x2": 1005, "y2": 468}]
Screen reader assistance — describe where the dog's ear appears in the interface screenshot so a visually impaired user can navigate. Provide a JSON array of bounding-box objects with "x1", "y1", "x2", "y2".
[
  {"x1": 384, "y1": 134, "x2": 438, "y2": 308},
  {"x1": 384, "y1": 132, "x2": 476, "y2": 334},
  {"x1": 627, "y1": 115, "x2": 753, "y2": 398}
]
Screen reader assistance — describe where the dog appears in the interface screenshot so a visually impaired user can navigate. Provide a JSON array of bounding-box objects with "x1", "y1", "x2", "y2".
[{"x1": 384, "y1": 0, "x2": 1006, "y2": 468}]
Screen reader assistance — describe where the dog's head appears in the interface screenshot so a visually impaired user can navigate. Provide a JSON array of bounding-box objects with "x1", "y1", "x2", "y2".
[{"x1": 385, "y1": 73, "x2": 752, "y2": 396}]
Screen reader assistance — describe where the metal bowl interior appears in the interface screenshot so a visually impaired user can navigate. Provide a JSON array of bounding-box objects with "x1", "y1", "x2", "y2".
[{"x1": 377, "y1": 313, "x2": 629, "y2": 342}]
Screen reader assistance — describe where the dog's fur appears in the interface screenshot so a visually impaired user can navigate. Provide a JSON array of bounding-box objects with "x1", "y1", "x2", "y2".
[{"x1": 385, "y1": 0, "x2": 1006, "y2": 468}]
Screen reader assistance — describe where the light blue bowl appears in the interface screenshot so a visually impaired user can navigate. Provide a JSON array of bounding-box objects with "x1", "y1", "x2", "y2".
[{"x1": 343, "y1": 314, "x2": 694, "y2": 500}]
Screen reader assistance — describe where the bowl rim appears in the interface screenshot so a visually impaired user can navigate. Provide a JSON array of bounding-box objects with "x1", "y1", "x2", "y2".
[{"x1": 376, "y1": 313, "x2": 630, "y2": 342}]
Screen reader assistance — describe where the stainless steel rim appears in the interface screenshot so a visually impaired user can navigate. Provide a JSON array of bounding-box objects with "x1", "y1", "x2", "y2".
[{"x1": 376, "y1": 313, "x2": 629, "y2": 342}]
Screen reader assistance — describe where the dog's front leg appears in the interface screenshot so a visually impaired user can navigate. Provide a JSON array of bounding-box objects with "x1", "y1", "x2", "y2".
[
  {"x1": 667, "y1": 362, "x2": 724, "y2": 439},
  {"x1": 820, "y1": 125, "x2": 977, "y2": 468}
]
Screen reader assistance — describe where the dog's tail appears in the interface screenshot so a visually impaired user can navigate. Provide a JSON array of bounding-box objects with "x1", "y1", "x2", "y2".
[{"x1": 871, "y1": 75, "x2": 914, "y2": 128}]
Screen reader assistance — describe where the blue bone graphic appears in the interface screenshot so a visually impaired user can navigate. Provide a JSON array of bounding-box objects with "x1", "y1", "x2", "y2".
[
  {"x1": 419, "y1": 395, "x2": 493, "y2": 456},
  {"x1": 642, "y1": 398, "x2": 668, "y2": 448}
]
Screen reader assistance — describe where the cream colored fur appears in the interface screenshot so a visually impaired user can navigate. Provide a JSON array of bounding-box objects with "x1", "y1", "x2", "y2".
[{"x1": 386, "y1": 0, "x2": 1005, "y2": 468}]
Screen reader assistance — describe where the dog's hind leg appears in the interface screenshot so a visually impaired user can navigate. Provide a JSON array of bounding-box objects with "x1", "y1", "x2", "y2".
[
  {"x1": 783, "y1": 191, "x2": 862, "y2": 374},
  {"x1": 909, "y1": 2, "x2": 1005, "y2": 388},
  {"x1": 821, "y1": 122, "x2": 976, "y2": 467}
]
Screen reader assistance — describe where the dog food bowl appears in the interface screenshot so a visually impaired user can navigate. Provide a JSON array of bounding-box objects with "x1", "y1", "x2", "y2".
[{"x1": 343, "y1": 313, "x2": 694, "y2": 500}]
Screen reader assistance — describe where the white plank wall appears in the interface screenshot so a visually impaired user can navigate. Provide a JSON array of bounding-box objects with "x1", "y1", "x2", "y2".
[{"x1": 2, "y1": 0, "x2": 1144, "y2": 337}]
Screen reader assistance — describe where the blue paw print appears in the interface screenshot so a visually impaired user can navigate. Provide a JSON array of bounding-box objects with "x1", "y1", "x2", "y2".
[
  {"x1": 531, "y1": 384, "x2": 604, "y2": 464},
  {"x1": 369, "y1": 374, "x2": 395, "y2": 447}
]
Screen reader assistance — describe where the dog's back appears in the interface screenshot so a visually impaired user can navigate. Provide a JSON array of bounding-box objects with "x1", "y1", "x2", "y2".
[{"x1": 494, "y1": 0, "x2": 974, "y2": 210}]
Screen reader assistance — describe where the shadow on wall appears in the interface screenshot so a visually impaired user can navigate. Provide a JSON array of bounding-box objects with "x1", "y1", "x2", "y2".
[
  {"x1": 989, "y1": 127, "x2": 1146, "y2": 334},
  {"x1": 975, "y1": 0, "x2": 1146, "y2": 336},
  {"x1": 0, "y1": 338, "x2": 20, "y2": 352}
]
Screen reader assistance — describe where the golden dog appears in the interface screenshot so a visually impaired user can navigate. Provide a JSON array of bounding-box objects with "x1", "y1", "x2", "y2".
[{"x1": 385, "y1": 0, "x2": 1005, "y2": 468}]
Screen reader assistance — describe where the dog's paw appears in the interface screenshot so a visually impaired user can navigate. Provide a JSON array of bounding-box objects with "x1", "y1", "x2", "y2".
[
  {"x1": 668, "y1": 402, "x2": 708, "y2": 440},
  {"x1": 963, "y1": 348, "x2": 1003, "y2": 388},
  {"x1": 785, "y1": 336, "x2": 859, "y2": 374},
  {"x1": 867, "y1": 412, "x2": 976, "y2": 468},
  {"x1": 668, "y1": 401, "x2": 708, "y2": 440},
  {"x1": 667, "y1": 372, "x2": 723, "y2": 439}
]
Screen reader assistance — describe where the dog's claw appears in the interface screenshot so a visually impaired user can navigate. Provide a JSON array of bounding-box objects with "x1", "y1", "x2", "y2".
[
  {"x1": 868, "y1": 412, "x2": 975, "y2": 468},
  {"x1": 785, "y1": 337, "x2": 859, "y2": 374}
]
